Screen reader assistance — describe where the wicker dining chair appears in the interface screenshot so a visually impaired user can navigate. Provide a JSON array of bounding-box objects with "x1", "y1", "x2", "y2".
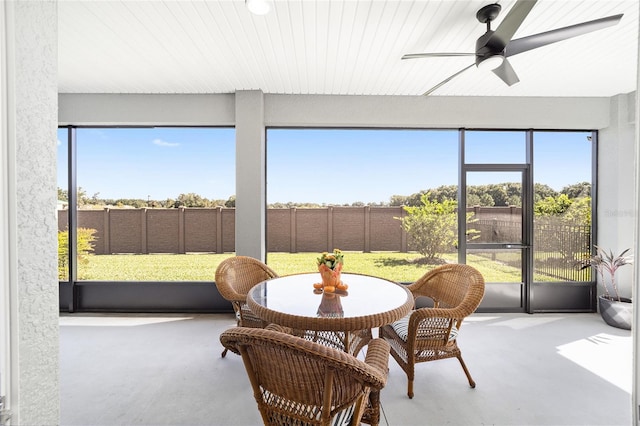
[
  {"x1": 215, "y1": 256, "x2": 279, "y2": 357},
  {"x1": 220, "y1": 326, "x2": 391, "y2": 426},
  {"x1": 379, "y1": 263, "x2": 485, "y2": 398}
]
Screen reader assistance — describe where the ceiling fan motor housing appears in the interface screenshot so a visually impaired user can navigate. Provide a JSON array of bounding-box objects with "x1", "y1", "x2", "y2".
[{"x1": 475, "y1": 30, "x2": 504, "y2": 67}]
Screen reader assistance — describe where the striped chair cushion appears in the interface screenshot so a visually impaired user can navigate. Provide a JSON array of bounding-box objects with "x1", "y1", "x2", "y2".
[
  {"x1": 331, "y1": 404, "x2": 356, "y2": 426},
  {"x1": 266, "y1": 394, "x2": 355, "y2": 426},
  {"x1": 390, "y1": 312, "x2": 458, "y2": 342}
]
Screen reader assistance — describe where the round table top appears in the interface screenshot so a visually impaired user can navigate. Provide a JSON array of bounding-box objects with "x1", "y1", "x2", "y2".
[{"x1": 246, "y1": 272, "x2": 413, "y2": 332}]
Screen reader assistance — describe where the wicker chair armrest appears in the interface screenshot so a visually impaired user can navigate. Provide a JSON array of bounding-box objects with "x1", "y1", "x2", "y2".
[
  {"x1": 363, "y1": 338, "x2": 390, "y2": 387},
  {"x1": 409, "y1": 308, "x2": 466, "y2": 331},
  {"x1": 410, "y1": 306, "x2": 466, "y2": 321}
]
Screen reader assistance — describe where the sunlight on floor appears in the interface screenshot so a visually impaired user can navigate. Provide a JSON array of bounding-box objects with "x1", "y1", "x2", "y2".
[
  {"x1": 557, "y1": 333, "x2": 632, "y2": 393},
  {"x1": 59, "y1": 315, "x2": 195, "y2": 327},
  {"x1": 465, "y1": 316, "x2": 502, "y2": 322},
  {"x1": 486, "y1": 315, "x2": 565, "y2": 329}
]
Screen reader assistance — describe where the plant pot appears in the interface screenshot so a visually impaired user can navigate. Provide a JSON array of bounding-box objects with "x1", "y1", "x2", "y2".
[{"x1": 598, "y1": 295, "x2": 632, "y2": 330}]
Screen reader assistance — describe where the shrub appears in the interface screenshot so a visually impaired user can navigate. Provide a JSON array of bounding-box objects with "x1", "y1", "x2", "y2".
[
  {"x1": 58, "y1": 228, "x2": 97, "y2": 280},
  {"x1": 396, "y1": 193, "x2": 459, "y2": 262}
]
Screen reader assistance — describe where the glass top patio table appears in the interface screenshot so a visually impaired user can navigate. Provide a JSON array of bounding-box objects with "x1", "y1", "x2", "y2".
[{"x1": 246, "y1": 272, "x2": 413, "y2": 333}]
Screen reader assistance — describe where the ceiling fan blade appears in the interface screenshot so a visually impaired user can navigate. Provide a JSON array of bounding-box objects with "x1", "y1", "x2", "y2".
[
  {"x1": 492, "y1": 58, "x2": 520, "y2": 86},
  {"x1": 422, "y1": 63, "x2": 475, "y2": 96},
  {"x1": 506, "y1": 14, "x2": 623, "y2": 57},
  {"x1": 402, "y1": 53, "x2": 475, "y2": 60},
  {"x1": 489, "y1": 0, "x2": 538, "y2": 50}
]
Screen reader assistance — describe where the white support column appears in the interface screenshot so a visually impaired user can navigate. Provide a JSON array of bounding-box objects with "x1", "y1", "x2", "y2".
[
  {"x1": 1, "y1": 1, "x2": 59, "y2": 424},
  {"x1": 235, "y1": 90, "x2": 266, "y2": 260}
]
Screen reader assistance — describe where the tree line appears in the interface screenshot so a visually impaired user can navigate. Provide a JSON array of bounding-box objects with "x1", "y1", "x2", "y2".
[
  {"x1": 58, "y1": 181, "x2": 590, "y2": 209},
  {"x1": 58, "y1": 188, "x2": 236, "y2": 209}
]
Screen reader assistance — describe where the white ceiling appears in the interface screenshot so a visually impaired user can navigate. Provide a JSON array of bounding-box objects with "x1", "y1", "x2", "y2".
[{"x1": 58, "y1": 0, "x2": 639, "y2": 97}]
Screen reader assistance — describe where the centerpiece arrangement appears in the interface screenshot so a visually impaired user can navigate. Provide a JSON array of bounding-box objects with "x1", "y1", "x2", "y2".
[{"x1": 314, "y1": 249, "x2": 348, "y2": 294}]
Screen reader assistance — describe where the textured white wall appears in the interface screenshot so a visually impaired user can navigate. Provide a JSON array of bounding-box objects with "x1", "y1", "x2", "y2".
[
  {"x1": 11, "y1": 1, "x2": 59, "y2": 424},
  {"x1": 598, "y1": 92, "x2": 636, "y2": 299}
]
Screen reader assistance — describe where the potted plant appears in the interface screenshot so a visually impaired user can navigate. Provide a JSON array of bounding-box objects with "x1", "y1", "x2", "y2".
[{"x1": 580, "y1": 246, "x2": 633, "y2": 330}]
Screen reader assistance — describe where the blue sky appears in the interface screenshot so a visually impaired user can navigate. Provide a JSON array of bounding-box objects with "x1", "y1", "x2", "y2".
[
  {"x1": 58, "y1": 127, "x2": 592, "y2": 204},
  {"x1": 58, "y1": 127, "x2": 236, "y2": 201}
]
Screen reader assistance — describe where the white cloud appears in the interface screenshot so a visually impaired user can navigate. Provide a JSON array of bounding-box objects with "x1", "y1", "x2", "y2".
[{"x1": 153, "y1": 138, "x2": 179, "y2": 147}]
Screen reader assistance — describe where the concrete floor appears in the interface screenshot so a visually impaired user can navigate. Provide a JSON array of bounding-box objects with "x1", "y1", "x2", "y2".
[{"x1": 59, "y1": 312, "x2": 632, "y2": 425}]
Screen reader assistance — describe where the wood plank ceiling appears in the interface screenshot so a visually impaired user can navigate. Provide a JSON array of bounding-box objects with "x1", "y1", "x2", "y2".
[{"x1": 58, "y1": 0, "x2": 638, "y2": 97}]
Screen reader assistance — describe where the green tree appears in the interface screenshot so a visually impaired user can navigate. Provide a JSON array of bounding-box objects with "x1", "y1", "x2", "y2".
[
  {"x1": 396, "y1": 193, "x2": 458, "y2": 262},
  {"x1": 534, "y1": 194, "x2": 573, "y2": 216},
  {"x1": 561, "y1": 182, "x2": 591, "y2": 199},
  {"x1": 173, "y1": 193, "x2": 206, "y2": 207},
  {"x1": 534, "y1": 194, "x2": 591, "y2": 262},
  {"x1": 209, "y1": 199, "x2": 228, "y2": 207},
  {"x1": 113, "y1": 198, "x2": 147, "y2": 208},
  {"x1": 504, "y1": 182, "x2": 521, "y2": 201},
  {"x1": 507, "y1": 195, "x2": 521, "y2": 206},
  {"x1": 429, "y1": 185, "x2": 457, "y2": 203},
  {"x1": 388, "y1": 195, "x2": 408, "y2": 206},
  {"x1": 564, "y1": 196, "x2": 591, "y2": 224},
  {"x1": 466, "y1": 193, "x2": 481, "y2": 206},
  {"x1": 534, "y1": 183, "x2": 558, "y2": 201},
  {"x1": 486, "y1": 184, "x2": 508, "y2": 206},
  {"x1": 404, "y1": 191, "x2": 427, "y2": 207},
  {"x1": 479, "y1": 193, "x2": 495, "y2": 206}
]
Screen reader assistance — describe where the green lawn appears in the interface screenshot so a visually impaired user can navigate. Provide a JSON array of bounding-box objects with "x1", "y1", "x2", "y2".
[
  {"x1": 268, "y1": 252, "x2": 451, "y2": 282},
  {"x1": 75, "y1": 251, "x2": 582, "y2": 283},
  {"x1": 79, "y1": 252, "x2": 440, "y2": 282}
]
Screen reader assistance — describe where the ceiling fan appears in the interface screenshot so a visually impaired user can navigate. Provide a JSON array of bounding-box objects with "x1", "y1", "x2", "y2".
[{"x1": 403, "y1": 0, "x2": 623, "y2": 95}]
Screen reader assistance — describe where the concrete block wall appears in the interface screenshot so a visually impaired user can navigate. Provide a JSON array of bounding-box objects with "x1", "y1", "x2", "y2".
[{"x1": 59, "y1": 205, "x2": 525, "y2": 255}]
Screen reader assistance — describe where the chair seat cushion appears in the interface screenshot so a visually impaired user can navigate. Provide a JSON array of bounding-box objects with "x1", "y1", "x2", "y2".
[
  {"x1": 331, "y1": 403, "x2": 356, "y2": 426},
  {"x1": 390, "y1": 312, "x2": 458, "y2": 342},
  {"x1": 264, "y1": 392, "x2": 356, "y2": 426}
]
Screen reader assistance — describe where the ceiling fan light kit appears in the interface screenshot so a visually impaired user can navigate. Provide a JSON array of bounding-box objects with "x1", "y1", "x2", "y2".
[
  {"x1": 246, "y1": 0, "x2": 270, "y2": 15},
  {"x1": 402, "y1": 0, "x2": 624, "y2": 95},
  {"x1": 477, "y1": 54, "x2": 504, "y2": 71}
]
